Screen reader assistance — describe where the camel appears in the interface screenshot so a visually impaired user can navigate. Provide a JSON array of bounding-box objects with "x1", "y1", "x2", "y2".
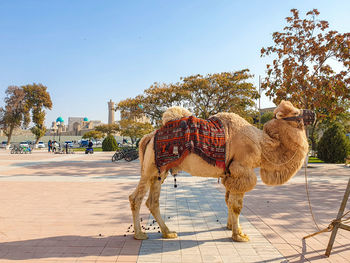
[{"x1": 129, "y1": 100, "x2": 309, "y2": 242}]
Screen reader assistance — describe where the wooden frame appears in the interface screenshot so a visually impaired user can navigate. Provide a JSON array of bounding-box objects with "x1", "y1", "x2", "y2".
[{"x1": 325, "y1": 177, "x2": 350, "y2": 257}]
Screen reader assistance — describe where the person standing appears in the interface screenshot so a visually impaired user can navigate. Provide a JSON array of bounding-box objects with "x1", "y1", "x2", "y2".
[
  {"x1": 52, "y1": 141, "x2": 58, "y2": 153},
  {"x1": 48, "y1": 140, "x2": 52, "y2": 152}
]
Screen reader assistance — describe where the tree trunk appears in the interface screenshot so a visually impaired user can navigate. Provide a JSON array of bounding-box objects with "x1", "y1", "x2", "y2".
[
  {"x1": 309, "y1": 120, "x2": 318, "y2": 155},
  {"x1": 6, "y1": 125, "x2": 14, "y2": 145}
]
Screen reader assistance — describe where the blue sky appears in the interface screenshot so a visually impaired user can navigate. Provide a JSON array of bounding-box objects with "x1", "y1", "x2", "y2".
[{"x1": 0, "y1": 0, "x2": 349, "y2": 125}]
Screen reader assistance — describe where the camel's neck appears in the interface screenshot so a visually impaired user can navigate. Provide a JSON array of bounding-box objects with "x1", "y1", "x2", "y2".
[{"x1": 259, "y1": 120, "x2": 308, "y2": 185}]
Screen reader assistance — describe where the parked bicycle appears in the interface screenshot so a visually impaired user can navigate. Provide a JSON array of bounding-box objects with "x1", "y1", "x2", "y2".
[
  {"x1": 124, "y1": 149, "x2": 139, "y2": 162},
  {"x1": 54, "y1": 144, "x2": 75, "y2": 154},
  {"x1": 10, "y1": 145, "x2": 22, "y2": 154},
  {"x1": 112, "y1": 147, "x2": 138, "y2": 162},
  {"x1": 10, "y1": 145, "x2": 33, "y2": 154},
  {"x1": 21, "y1": 145, "x2": 32, "y2": 154}
]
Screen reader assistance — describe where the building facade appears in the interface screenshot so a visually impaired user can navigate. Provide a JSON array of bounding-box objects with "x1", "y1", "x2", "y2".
[{"x1": 49, "y1": 117, "x2": 102, "y2": 136}]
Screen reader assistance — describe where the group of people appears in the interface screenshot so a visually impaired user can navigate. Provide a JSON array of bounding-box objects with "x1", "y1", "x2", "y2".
[
  {"x1": 47, "y1": 140, "x2": 59, "y2": 153},
  {"x1": 47, "y1": 139, "x2": 94, "y2": 154}
]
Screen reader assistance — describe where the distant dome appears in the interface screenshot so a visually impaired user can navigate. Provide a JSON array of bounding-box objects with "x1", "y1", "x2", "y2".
[
  {"x1": 83, "y1": 117, "x2": 89, "y2": 122},
  {"x1": 56, "y1": 117, "x2": 64, "y2": 123}
]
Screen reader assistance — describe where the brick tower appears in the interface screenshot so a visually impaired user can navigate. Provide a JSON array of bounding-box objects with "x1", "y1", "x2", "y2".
[{"x1": 108, "y1": 99, "x2": 115, "y2": 124}]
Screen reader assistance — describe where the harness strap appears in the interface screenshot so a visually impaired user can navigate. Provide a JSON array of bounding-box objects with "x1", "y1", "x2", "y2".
[
  {"x1": 282, "y1": 116, "x2": 303, "y2": 122},
  {"x1": 225, "y1": 158, "x2": 234, "y2": 175}
]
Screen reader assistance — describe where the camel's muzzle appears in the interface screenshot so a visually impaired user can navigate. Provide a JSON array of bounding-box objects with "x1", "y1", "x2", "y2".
[
  {"x1": 300, "y1": 109, "x2": 315, "y2": 125},
  {"x1": 282, "y1": 109, "x2": 315, "y2": 126}
]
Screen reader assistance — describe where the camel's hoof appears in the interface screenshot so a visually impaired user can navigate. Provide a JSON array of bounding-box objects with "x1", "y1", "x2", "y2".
[
  {"x1": 232, "y1": 233, "x2": 249, "y2": 242},
  {"x1": 227, "y1": 223, "x2": 232, "y2": 230},
  {"x1": 134, "y1": 232, "x2": 148, "y2": 240},
  {"x1": 162, "y1": 231, "x2": 178, "y2": 239}
]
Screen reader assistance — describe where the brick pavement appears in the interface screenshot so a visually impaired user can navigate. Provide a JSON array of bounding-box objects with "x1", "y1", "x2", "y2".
[
  {"x1": 241, "y1": 165, "x2": 350, "y2": 263},
  {"x1": 0, "y1": 150, "x2": 349, "y2": 262},
  {"x1": 0, "y1": 151, "x2": 146, "y2": 263},
  {"x1": 137, "y1": 173, "x2": 285, "y2": 263}
]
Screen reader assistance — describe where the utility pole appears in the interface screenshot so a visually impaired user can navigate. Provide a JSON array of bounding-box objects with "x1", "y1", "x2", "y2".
[{"x1": 258, "y1": 75, "x2": 261, "y2": 127}]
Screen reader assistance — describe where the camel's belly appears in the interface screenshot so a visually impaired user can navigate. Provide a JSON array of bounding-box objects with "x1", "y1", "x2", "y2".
[{"x1": 177, "y1": 153, "x2": 224, "y2": 178}]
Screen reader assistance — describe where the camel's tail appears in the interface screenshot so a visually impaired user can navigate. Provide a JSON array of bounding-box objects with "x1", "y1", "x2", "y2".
[{"x1": 138, "y1": 131, "x2": 156, "y2": 175}]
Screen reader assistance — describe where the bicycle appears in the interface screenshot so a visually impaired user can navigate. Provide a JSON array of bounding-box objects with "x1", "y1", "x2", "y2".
[
  {"x1": 54, "y1": 144, "x2": 65, "y2": 154},
  {"x1": 112, "y1": 147, "x2": 138, "y2": 162},
  {"x1": 112, "y1": 148, "x2": 127, "y2": 162},
  {"x1": 21, "y1": 146, "x2": 32, "y2": 154},
  {"x1": 124, "y1": 150, "x2": 139, "y2": 162},
  {"x1": 10, "y1": 145, "x2": 22, "y2": 154}
]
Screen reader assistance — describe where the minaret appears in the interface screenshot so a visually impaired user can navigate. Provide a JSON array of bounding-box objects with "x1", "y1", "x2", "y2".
[{"x1": 108, "y1": 99, "x2": 115, "y2": 124}]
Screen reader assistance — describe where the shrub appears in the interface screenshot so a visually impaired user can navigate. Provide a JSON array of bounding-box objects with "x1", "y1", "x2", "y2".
[
  {"x1": 102, "y1": 135, "x2": 118, "y2": 151},
  {"x1": 317, "y1": 123, "x2": 350, "y2": 163},
  {"x1": 260, "y1": 111, "x2": 274, "y2": 125}
]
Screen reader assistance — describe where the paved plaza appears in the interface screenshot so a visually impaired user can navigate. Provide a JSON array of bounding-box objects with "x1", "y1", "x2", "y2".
[{"x1": 0, "y1": 150, "x2": 349, "y2": 262}]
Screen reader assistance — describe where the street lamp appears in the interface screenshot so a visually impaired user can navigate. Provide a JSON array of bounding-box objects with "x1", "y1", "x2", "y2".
[{"x1": 56, "y1": 117, "x2": 64, "y2": 142}]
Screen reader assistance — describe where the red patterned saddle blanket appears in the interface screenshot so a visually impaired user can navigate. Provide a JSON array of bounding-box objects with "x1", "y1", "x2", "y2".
[{"x1": 154, "y1": 115, "x2": 226, "y2": 173}]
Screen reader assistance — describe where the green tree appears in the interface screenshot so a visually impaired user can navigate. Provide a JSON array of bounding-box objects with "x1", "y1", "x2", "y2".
[
  {"x1": 23, "y1": 83, "x2": 52, "y2": 144},
  {"x1": 317, "y1": 123, "x2": 350, "y2": 163},
  {"x1": 102, "y1": 134, "x2": 118, "y2": 151},
  {"x1": 0, "y1": 86, "x2": 30, "y2": 144},
  {"x1": 260, "y1": 111, "x2": 274, "y2": 125},
  {"x1": 119, "y1": 119, "x2": 154, "y2": 145},
  {"x1": 31, "y1": 126, "x2": 46, "y2": 143},
  {"x1": 82, "y1": 130, "x2": 104, "y2": 140},
  {"x1": 261, "y1": 9, "x2": 350, "y2": 151},
  {"x1": 117, "y1": 82, "x2": 183, "y2": 126},
  {"x1": 117, "y1": 69, "x2": 259, "y2": 125},
  {"x1": 316, "y1": 105, "x2": 350, "y2": 140},
  {"x1": 95, "y1": 124, "x2": 120, "y2": 136},
  {"x1": 178, "y1": 70, "x2": 259, "y2": 119}
]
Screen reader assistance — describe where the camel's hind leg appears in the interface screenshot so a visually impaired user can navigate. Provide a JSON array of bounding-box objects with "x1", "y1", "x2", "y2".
[
  {"x1": 146, "y1": 174, "x2": 177, "y2": 239},
  {"x1": 129, "y1": 132, "x2": 156, "y2": 240},
  {"x1": 129, "y1": 176, "x2": 150, "y2": 240}
]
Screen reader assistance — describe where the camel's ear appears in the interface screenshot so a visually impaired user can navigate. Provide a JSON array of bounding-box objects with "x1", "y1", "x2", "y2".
[
  {"x1": 275, "y1": 112, "x2": 284, "y2": 119},
  {"x1": 273, "y1": 103, "x2": 285, "y2": 119}
]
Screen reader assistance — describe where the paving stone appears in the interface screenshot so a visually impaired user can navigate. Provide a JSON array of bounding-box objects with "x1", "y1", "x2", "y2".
[
  {"x1": 136, "y1": 171, "x2": 286, "y2": 263},
  {"x1": 181, "y1": 254, "x2": 203, "y2": 263},
  {"x1": 161, "y1": 254, "x2": 182, "y2": 262},
  {"x1": 221, "y1": 255, "x2": 245, "y2": 263},
  {"x1": 2, "y1": 151, "x2": 347, "y2": 262},
  {"x1": 0, "y1": 152, "x2": 146, "y2": 263}
]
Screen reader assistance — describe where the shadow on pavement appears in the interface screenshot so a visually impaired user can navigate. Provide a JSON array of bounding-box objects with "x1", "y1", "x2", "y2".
[
  {"x1": 0, "y1": 235, "x2": 138, "y2": 260},
  {"x1": 1, "y1": 232, "x2": 348, "y2": 261}
]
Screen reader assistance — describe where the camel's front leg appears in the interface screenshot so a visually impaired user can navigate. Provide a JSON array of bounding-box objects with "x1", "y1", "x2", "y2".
[
  {"x1": 227, "y1": 192, "x2": 249, "y2": 242},
  {"x1": 146, "y1": 176, "x2": 177, "y2": 239},
  {"x1": 223, "y1": 162, "x2": 256, "y2": 241}
]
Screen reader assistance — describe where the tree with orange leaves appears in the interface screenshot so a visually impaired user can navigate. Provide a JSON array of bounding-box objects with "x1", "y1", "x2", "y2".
[
  {"x1": 117, "y1": 70, "x2": 258, "y2": 126},
  {"x1": 261, "y1": 9, "x2": 350, "y2": 150}
]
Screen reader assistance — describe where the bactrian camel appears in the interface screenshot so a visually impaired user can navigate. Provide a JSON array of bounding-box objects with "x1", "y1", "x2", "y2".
[{"x1": 129, "y1": 100, "x2": 310, "y2": 242}]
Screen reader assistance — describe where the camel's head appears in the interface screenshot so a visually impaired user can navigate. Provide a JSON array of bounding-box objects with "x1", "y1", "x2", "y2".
[
  {"x1": 274, "y1": 100, "x2": 300, "y2": 119},
  {"x1": 273, "y1": 100, "x2": 315, "y2": 127}
]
